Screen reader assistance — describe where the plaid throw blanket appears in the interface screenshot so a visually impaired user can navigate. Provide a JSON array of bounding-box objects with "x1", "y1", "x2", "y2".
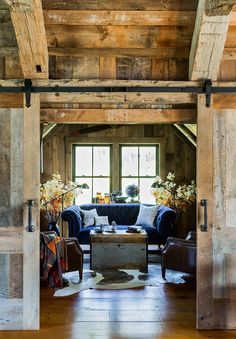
[{"x1": 40, "y1": 233, "x2": 68, "y2": 287}]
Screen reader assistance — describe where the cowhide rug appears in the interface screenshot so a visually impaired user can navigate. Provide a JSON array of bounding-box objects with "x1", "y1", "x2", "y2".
[{"x1": 54, "y1": 254, "x2": 191, "y2": 297}]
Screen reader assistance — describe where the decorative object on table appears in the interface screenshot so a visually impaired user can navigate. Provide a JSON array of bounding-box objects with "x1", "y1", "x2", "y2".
[
  {"x1": 125, "y1": 184, "x2": 140, "y2": 202},
  {"x1": 95, "y1": 192, "x2": 110, "y2": 204},
  {"x1": 114, "y1": 196, "x2": 127, "y2": 203},
  {"x1": 110, "y1": 190, "x2": 122, "y2": 203},
  {"x1": 40, "y1": 173, "x2": 82, "y2": 236},
  {"x1": 151, "y1": 172, "x2": 196, "y2": 216},
  {"x1": 126, "y1": 225, "x2": 142, "y2": 233},
  {"x1": 111, "y1": 221, "x2": 117, "y2": 232},
  {"x1": 94, "y1": 225, "x2": 104, "y2": 233}
]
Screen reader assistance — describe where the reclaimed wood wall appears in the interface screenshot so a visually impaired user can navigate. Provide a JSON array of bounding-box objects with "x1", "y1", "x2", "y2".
[{"x1": 0, "y1": 108, "x2": 23, "y2": 328}]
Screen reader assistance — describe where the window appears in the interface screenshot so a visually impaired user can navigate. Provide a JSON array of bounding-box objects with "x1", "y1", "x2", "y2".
[
  {"x1": 73, "y1": 145, "x2": 111, "y2": 204},
  {"x1": 121, "y1": 145, "x2": 159, "y2": 204}
]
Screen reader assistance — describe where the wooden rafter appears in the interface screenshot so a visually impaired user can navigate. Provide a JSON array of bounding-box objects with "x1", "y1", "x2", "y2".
[
  {"x1": 189, "y1": 0, "x2": 231, "y2": 81},
  {"x1": 174, "y1": 124, "x2": 197, "y2": 147},
  {"x1": 4, "y1": 0, "x2": 48, "y2": 79}
]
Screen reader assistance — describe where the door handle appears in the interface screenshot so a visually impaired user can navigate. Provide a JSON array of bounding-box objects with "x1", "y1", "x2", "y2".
[
  {"x1": 200, "y1": 199, "x2": 208, "y2": 232},
  {"x1": 28, "y1": 199, "x2": 35, "y2": 232}
]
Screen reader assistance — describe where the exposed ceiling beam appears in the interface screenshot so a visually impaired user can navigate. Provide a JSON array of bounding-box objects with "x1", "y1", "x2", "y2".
[
  {"x1": 189, "y1": 0, "x2": 231, "y2": 81},
  {"x1": 206, "y1": 0, "x2": 236, "y2": 16},
  {"x1": 40, "y1": 108, "x2": 196, "y2": 124},
  {"x1": 4, "y1": 0, "x2": 48, "y2": 79}
]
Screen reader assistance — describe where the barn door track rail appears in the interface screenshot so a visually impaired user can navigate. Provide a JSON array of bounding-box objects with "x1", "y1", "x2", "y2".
[{"x1": 0, "y1": 79, "x2": 235, "y2": 108}]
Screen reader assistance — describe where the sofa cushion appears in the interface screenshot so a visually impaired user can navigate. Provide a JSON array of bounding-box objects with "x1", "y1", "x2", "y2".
[
  {"x1": 94, "y1": 216, "x2": 109, "y2": 226},
  {"x1": 135, "y1": 204, "x2": 159, "y2": 228},
  {"x1": 80, "y1": 208, "x2": 98, "y2": 227}
]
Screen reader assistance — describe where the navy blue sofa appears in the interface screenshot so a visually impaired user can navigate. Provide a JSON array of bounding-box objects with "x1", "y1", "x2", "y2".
[{"x1": 61, "y1": 203, "x2": 177, "y2": 245}]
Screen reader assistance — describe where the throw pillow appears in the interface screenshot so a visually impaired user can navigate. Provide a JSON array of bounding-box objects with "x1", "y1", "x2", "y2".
[
  {"x1": 80, "y1": 208, "x2": 98, "y2": 227},
  {"x1": 135, "y1": 204, "x2": 159, "y2": 228},
  {"x1": 94, "y1": 216, "x2": 109, "y2": 226}
]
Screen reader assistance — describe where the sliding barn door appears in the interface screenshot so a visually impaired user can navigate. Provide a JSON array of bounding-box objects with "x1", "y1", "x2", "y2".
[
  {"x1": 197, "y1": 94, "x2": 236, "y2": 329},
  {"x1": 0, "y1": 94, "x2": 40, "y2": 330}
]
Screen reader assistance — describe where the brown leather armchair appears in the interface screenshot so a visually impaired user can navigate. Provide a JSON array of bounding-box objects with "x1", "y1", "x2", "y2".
[
  {"x1": 40, "y1": 231, "x2": 84, "y2": 285},
  {"x1": 161, "y1": 231, "x2": 196, "y2": 279},
  {"x1": 64, "y1": 236, "x2": 83, "y2": 280}
]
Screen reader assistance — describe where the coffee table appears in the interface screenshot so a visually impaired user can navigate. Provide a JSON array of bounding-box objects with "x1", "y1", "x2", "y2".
[{"x1": 90, "y1": 229, "x2": 148, "y2": 272}]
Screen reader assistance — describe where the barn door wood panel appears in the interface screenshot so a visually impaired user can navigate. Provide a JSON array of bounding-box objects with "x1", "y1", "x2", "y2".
[
  {"x1": 0, "y1": 94, "x2": 40, "y2": 330},
  {"x1": 197, "y1": 94, "x2": 236, "y2": 329}
]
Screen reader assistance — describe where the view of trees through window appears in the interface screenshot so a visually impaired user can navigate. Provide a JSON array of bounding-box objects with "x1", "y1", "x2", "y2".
[
  {"x1": 73, "y1": 144, "x2": 159, "y2": 204},
  {"x1": 73, "y1": 145, "x2": 111, "y2": 204}
]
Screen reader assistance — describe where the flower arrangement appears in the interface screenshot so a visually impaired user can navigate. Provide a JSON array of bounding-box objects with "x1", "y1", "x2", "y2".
[
  {"x1": 40, "y1": 173, "x2": 81, "y2": 222},
  {"x1": 151, "y1": 172, "x2": 196, "y2": 214}
]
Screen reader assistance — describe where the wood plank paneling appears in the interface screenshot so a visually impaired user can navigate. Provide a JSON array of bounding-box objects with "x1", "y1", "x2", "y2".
[
  {"x1": 42, "y1": 0, "x2": 198, "y2": 11},
  {"x1": 0, "y1": 94, "x2": 23, "y2": 108},
  {"x1": 214, "y1": 94, "x2": 236, "y2": 108},
  {"x1": 218, "y1": 60, "x2": 236, "y2": 80},
  {"x1": 0, "y1": 22, "x2": 16, "y2": 47},
  {"x1": 5, "y1": 56, "x2": 23, "y2": 79},
  {"x1": 48, "y1": 47, "x2": 190, "y2": 59},
  {"x1": 46, "y1": 26, "x2": 193, "y2": 49},
  {"x1": 44, "y1": 10, "x2": 196, "y2": 26},
  {"x1": 0, "y1": 227, "x2": 23, "y2": 252},
  {"x1": 100, "y1": 57, "x2": 116, "y2": 79},
  {"x1": 10, "y1": 108, "x2": 23, "y2": 227},
  {"x1": 117, "y1": 57, "x2": 152, "y2": 80},
  {"x1": 23, "y1": 94, "x2": 40, "y2": 330},
  {"x1": 0, "y1": 109, "x2": 11, "y2": 226},
  {"x1": 197, "y1": 94, "x2": 213, "y2": 329},
  {"x1": 152, "y1": 59, "x2": 189, "y2": 80},
  {"x1": 72, "y1": 57, "x2": 99, "y2": 79}
]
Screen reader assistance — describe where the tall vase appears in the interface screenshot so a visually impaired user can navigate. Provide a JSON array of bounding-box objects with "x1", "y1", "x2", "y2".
[{"x1": 48, "y1": 221, "x2": 60, "y2": 236}]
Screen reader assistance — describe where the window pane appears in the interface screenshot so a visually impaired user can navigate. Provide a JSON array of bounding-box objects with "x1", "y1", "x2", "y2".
[
  {"x1": 140, "y1": 147, "x2": 156, "y2": 176},
  {"x1": 93, "y1": 146, "x2": 110, "y2": 176},
  {"x1": 75, "y1": 147, "x2": 92, "y2": 176},
  {"x1": 75, "y1": 178, "x2": 92, "y2": 204},
  {"x1": 139, "y1": 178, "x2": 156, "y2": 204},
  {"x1": 93, "y1": 178, "x2": 110, "y2": 198},
  {"x1": 122, "y1": 147, "x2": 138, "y2": 176},
  {"x1": 121, "y1": 178, "x2": 139, "y2": 198}
]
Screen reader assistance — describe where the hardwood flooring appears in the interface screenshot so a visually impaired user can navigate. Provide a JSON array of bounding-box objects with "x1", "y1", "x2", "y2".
[{"x1": 1, "y1": 255, "x2": 236, "y2": 338}]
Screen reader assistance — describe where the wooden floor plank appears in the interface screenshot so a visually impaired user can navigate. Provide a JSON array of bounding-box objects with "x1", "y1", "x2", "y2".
[{"x1": 0, "y1": 260, "x2": 236, "y2": 338}]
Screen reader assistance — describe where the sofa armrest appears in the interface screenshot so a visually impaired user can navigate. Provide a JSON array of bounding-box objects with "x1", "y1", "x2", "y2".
[
  {"x1": 64, "y1": 237, "x2": 84, "y2": 254},
  {"x1": 185, "y1": 231, "x2": 196, "y2": 241},
  {"x1": 61, "y1": 205, "x2": 83, "y2": 239},
  {"x1": 155, "y1": 205, "x2": 177, "y2": 240},
  {"x1": 161, "y1": 236, "x2": 196, "y2": 274},
  {"x1": 162, "y1": 237, "x2": 196, "y2": 253}
]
